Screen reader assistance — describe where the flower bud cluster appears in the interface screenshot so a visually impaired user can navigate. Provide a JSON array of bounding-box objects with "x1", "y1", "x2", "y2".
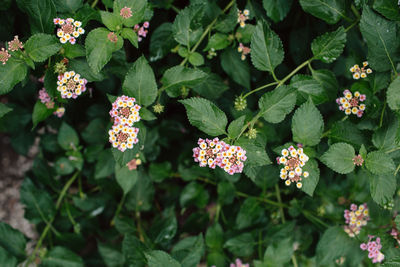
[
  {"x1": 350, "y1": 61, "x2": 372, "y2": 79},
  {"x1": 57, "y1": 71, "x2": 88, "y2": 99},
  {"x1": 277, "y1": 144, "x2": 309, "y2": 189},
  {"x1": 192, "y1": 138, "x2": 247, "y2": 175},
  {"x1": 360, "y1": 235, "x2": 384, "y2": 263},
  {"x1": 237, "y1": 43, "x2": 251, "y2": 60},
  {"x1": 352, "y1": 154, "x2": 364, "y2": 166},
  {"x1": 343, "y1": 203, "x2": 369, "y2": 237},
  {"x1": 336, "y1": 90, "x2": 366, "y2": 117},
  {"x1": 54, "y1": 18, "x2": 84, "y2": 44},
  {"x1": 134, "y1": 22, "x2": 149, "y2": 42},
  {"x1": 108, "y1": 96, "x2": 141, "y2": 152},
  {"x1": 120, "y1": 6, "x2": 132, "y2": 19},
  {"x1": 237, "y1": 9, "x2": 250, "y2": 28},
  {"x1": 0, "y1": 36, "x2": 23, "y2": 65}
]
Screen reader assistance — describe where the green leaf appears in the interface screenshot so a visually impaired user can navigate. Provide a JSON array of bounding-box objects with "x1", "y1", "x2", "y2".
[
  {"x1": 291, "y1": 75, "x2": 328, "y2": 105},
  {"x1": 365, "y1": 151, "x2": 395, "y2": 175},
  {"x1": 373, "y1": 0, "x2": 400, "y2": 21},
  {"x1": 224, "y1": 233, "x2": 254, "y2": 257},
  {"x1": 41, "y1": 247, "x2": 84, "y2": 267},
  {"x1": 396, "y1": 216, "x2": 400, "y2": 230},
  {"x1": 250, "y1": 20, "x2": 284, "y2": 73},
  {"x1": 115, "y1": 164, "x2": 138, "y2": 195},
  {"x1": 299, "y1": 0, "x2": 346, "y2": 24},
  {"x1": 369, "y1": 173, "x2": 396, "y2": 206},
  {"x1": 145, "y1": 250, "x2": 181, "y2": 267},
  {"x1": 192, "y1": 74, "x2": 228, "y2": 100},
  {"x1": 205, "y1": 223, "x2": 223, "y2": 250},
  {"x1": 372, "y1": 115, "x2": 399, "y2": 152},
  {"x1": 63, "y1": 43, "x2": 85, "y2": 59},
  {"x1": 171, "y1": 235, "x2": 204, "y2": 267},
  {"x1": 360, "y1": 7, "x2": 399, "y2": 72},
  {"x1": 301, "y1": 158, "x2": 320, "y2": 196},
  {"x1": 387, "y1": 77, "x2": 400, "y2": 111},
  {"x1": 172, "y1": 4, "x2": 204, "y2": 47},
  {"x1": 149, "y1": 162, "x2": 172, "y2": 183},
  {"x1": 58, "y1": 122, "x2": 79, "y2": 150},
  {"x1": 69, "y1": 58, "x2": 105, "y2": 82},
  {"x1": 161, "y1": 65, "x2": 207, "y2": 98},
  {"x1": 203, "y1": 33, "x2": 230, "y2": 51},
  {"x1": 122, "y1": 56, "x2": 157, "y2": 107},
  {"x1": 179, "y1": 97, "x2": 227, "y2": 136},
  {"x1": 382, "y1": 257, "x2": 400, "y2": 267},
  {"x1": 95, "y1": 149, "x2": 115, "y2": 179},
  {"x1": 180, "y1": 182, "x2": 209, "y2": 208},
  {"x1": 16, "y1": 0, "x2": 56, "y2": 34},
  {"x1": 55, "y1": 157, "x2": 75, "y2": 175},
  {"x1": 98, "y1": 243, "x2": 125, "y2": 267},
  {"x1": 121, "y1": 28, "x2": 138, "y2": 48},
  {"x1": 25, "y1": 34, "x2": 61, "y2": 62},
  {"x1": 227, "y1": 115, "x2": 246, "y2": 139},
  {"x1": 0, "y1": 57, "x2": 28, "y2": 95},
  {"x1": 262, "y1": 0, "x2": 293, "y2": 23},
  {"x1": 328, "y1": 120, "x2": 366, "y2": 149},
  {"x1": 81, "y1": 118, "x2": 107, "y2": 145},
  {"x1": 236, "y1": 198, "x2": 264, "y2": 229},
  {"x1": 20, "y1": 178, "x2": 56, "y2": 224},
  {"x1": 311, "y1": 69, "x2": 338, "y2": 101},
  {"x1": 0, "y1": 222, "x2": 26, "y2": 259},
  {"x1": 259, "y1": 85, "x2": 297, "y2": 123},
  {"x1": 188, "y1": 52, "x2": 204, "y2": 66},
  {"x1": 0, "y1": 247, "x2": 17, "y2": 267},
  {"x1": 311, "y1": 26, "x2": 346, "y2": 63},
  {"x1": 291, "y1": 99, "x2": 324, "y2": 146},
  {"x1": 149, "y1": 23, "x2": 176, "y2": 61},
  {"x1": 0, "y1": 103, "x2": 12, "y2": 119},
  {"x1": 262, "y1": 237, "x2": 293, "y2": 265},
  {"x1": 122, "y1": 234, "x2": 148, "y2": 267},
  {"x1": 217, "y1": 181, "x2": 235, "y2": 205},
  {"x1": 100, "y1": 11, "x2": 123, "y2": 31},
  {"x1": 320, "y1": 142, "x2": 355, "y2": 174},
  {"x1": 85, "y1": 27, "x2": 124, "y2": 73},
  {"x1": 220, "y1": 47, "x2": 250, "y2": 88},
  {"x1": 53, "y1": 0, "x2": 83, "y2": 13},
  {"x1": 32, "y1": 101, "x2": 53, "y2": 129},
  {"x1": 113, "y1": 0, "x2": 147, "y2": 27},
  {"x1": 125, "y1": 171, "x2": 154, "y2": 212},
  {"x1": 236, "y1": 137, "x2": 271, "y2": 167},
  {"x1": 214, "y1": 2, "x2": 237, "y2": 33},
  {"x1": 140, "y1": 107, "x2": 156, "y2": 121}
]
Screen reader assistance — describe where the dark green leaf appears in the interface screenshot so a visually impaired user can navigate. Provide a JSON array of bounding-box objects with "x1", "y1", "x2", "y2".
[
  {"x1": 25, "y1": 34, "x2": 61, "y2": 62},
  {"x1": 53, "y1": 0, "x2": 83, "y2": 13},
  {"x1": 98, "y1": 243, "x2": 125, "y2": 267},
  {"x1": 95, "y1": 149, "x2": 115, "y2": 179},
  {"x1": 145, "y1": 250, "x2": 181, "y2": 267},
  {"x1": 203, "y1": 33, "x2": 230, "y2": 51},
  {"x1": 16, "y1": 0, "x2": 56, "y2": 34},
  {"x1": 113, "y1": 0, "x2": 147, "y2": 27},
  {"x1": 122, "y1": 234, "x2": 148, "y2": 267},
  {"x1": 301, "y1": 158, "x2": 320, "y2": 196},
  {"x1": 32, "y1": 101, "x2": 53, "y2": 129},
  {"x1": 192, "y1": 73, "x2": 228, "y2": 100},
  {"x1": 224, "y1": 233, "x2": 254, "y2": 257},
  {"x1": 0, "y1": 103, "x2": 12, "y2": 119},
  {"x1": 58, "y1": 122, "x2": 79, "y2": 150},
  {"x1": 115, "y1": 164, "x2": 138, "y2": 195},
  {"x1": 373, "y1": 0, "x2": 400, "y2": 21},
  {"x1": 171, "y1": 235, "x2": 204, "y2": 267},
  {"x1": 0, "y1": 222, "x2": 26, "y2": 259},
  {"x1": 0, "y1": 58, "x2": 28, "y2": 95},
  {"x1": 299, "y1": 0, "x2": 346, "y2": 24},
  {"x1": 235, "y1": 198, "x2": 264, "y2": 229},
  {"x1": 172, "y1": 4, "x2": 204, "y2": 47},
  {"x1": 311, "y1": 26, "x2": 346, "y2": 63},
  {"x1": 227, "y1": 115, "x2": 246, "y2": 139},
  {"x1": 365, "y1": 151, "x2": 395, "y2": 174},
  {"x1": 369, "y1": 173, "x2": 396, "y2": 206},
  {"x1": 41, "y1": 247, "x2": 84, "y2": 267},
  {"x1": 188, "y1": 52, "x2": 204, "y2": 66},
  {"x1": 149, "y1": 23, "x2": 176, "y2": 61},
  {"x1": 236, "y1": 137, "x2": 271, "y2": 167},
  {"x1": 0, "y1": 246, "x2": 17, "y2": 267},
  {"x1": 220, "y1": 47, "x2": 250, "y2": 88},
  {"x1": 387, "y1": 76, "x2": 400, "y2": 111},
  {"x1": 180, "y1": 182, "x2": 209, "y2": 208},
  {"x1": 320, "y1": 142, "x2": 355, "y2": 174},
  {"x1": 262, "y1": 0, "x2": 293, "y2": 23},
  {"x1": 259, "y1": 85, "x2": 296, "y2": 123}
]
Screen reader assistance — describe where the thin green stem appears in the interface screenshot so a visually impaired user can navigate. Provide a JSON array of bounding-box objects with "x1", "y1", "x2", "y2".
[
  {"x1": 111, "y1": 194, "x2": 126, "y2": 226},
  {"x1": 236, "y1": 191, "x2": 287, "y2": 208},
  {"x1": 243, "y1": 81, "x2": 279, "y2": 99},
  {"x1": 321, "y1": 130, "x2": 331, "y2": 138},
  {"x1": 307, "y1": 61, "x2": 314, "y2": 72},
  {"x1": 274, "y1": 184, "x2": 285, "y2": 223},
  {"x1": 302, "y1": 210, "x2": 330, "y2": 228},
  {"x1": 271, "y1": 71, "x2": 279, "y2": 83},
  {"x1": 351, "y1": 4, "x2": 361, "y2": 19},
  {"x1": 395, "y1": 163, "x2": 400, "y2": 176},
  {"x1": 277, "y1": 59, "x2": 311, "y2": 88},
  {"x1": 386, "y1": 147, "x2": 400, "y2": 154},
  {"x1": 91, "y1": 0, "x2": 99, "y2": 8},
  {"x1": 171, "y1": 5, "x2": 180, "y2": 13},
  {"x1": 345, "y1": 19, "x2": 360, "y2": 33},
  {"x1": 379, "y1": 99, "x2": 386, "y2": 128}
]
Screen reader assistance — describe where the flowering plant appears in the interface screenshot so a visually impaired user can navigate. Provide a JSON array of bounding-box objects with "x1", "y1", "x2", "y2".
[{"x1": 0, "y1": 0, "x2": 399, "y2": 266}]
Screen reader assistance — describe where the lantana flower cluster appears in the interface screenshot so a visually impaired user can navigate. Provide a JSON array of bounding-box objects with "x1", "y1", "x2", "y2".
[
  {"x1": 57, "y1": 71, "x2": 88, "y2": 99},
  {"x1": 360, "y1": 235, "x2": 385, "y2": 263},
  {"x1": 38, "y1": 88, "x2": 65, "y2": 118},
  {"x1": 343, "y1": 203, "x2": 369, "y2": 237},
  {"x1": 237, "y1": 43, "x2": 251, "y2": 60},
  {"x1": 211, "y1": 258, "x2": 249, "y2": 267},
  {"x1": 277, "y1": 144, "x2": 309, "y2": 189},
  {"x1": 134, "y1": 22, "x2": 149, "y2": 42},
  {"x1": 350, "y1": 61, "x2": 372, "y2": 79},
  {"x1": 192, "y1": 138, "x2": 247, "y2": 175},
  {"x1": 352, "y1": 154, "x2": 364, "y2": 166},
  {"x1": 0, "y1": 35, "x2": 23, "y2": 65},
  {"x1": 54, "y1": 18, "x2": 85, "y2": 44},
  {"x1": 108, "y1": 96, "x2": 141, "y2": 152},
  {"x1": 237, "y1": 9, "x2": 250, "y2": 28},
  {"x1": 336, "y1": 90, "x2": 366, "y2": 117},
  {"x1": 120, "y1": 6, "x2": 132, "y2": 19}
]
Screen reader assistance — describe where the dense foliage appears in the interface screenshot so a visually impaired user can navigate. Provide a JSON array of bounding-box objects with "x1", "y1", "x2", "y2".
[{"x1": 0, "y1": 0, "x2": 399, "y2": 266}]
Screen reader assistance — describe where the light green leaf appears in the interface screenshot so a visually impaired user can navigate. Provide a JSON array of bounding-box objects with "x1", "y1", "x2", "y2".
[
  {"x1": 236, "y1": 136, "x2": 271, "y2": 167},
  {"x1": 113, "y1": 0, "x2": 147, "y2": 27},
  {"x1": 291, "y1": 75, "x2": 328, "y2": 104},
  {"x1": 221, "y1": 47, "x2": 250, "y2": 88},
  {"x1": 100, "y1": 11, "x2": 123, "y2": 31},
  {"x1": 320, "y1": 143, "x2": 355, "y2": 174},
  {"x1": 25, "y1": 34, "x2": 61, "y2": 62},
  {"x1": 369, "y1": 173, "x2": 396, "y2": 206},
  {"x1": 171, "y1": 235, "x2": 204, "y2": 267},
  {"x1": 58, "y1": 122, "x2": 79, "y2": 150},
  {"x1": 161, "y1": 66, "x2": 207, "y2": 98},
  {"x1": 365, "y1": 151, "x2": 395, "y2": 174},
  {"x1": 188, "y1": 52, "x2": 204, "y2": 66},
  {"x1": 262, "y1": 0, "x2": 293, "y2": 23},
  {"x1": 63, "y1": 43, "x2": 85, "y2": 59},
  {"x1": 41, "y1": 247, "x2": 84, "y2": 267},
  {"x1": 291, "y1": 99, "x2": 324, "y2": 146},
  {"x1": 85, "y1": 27, "x2": 123, "y2": 73},
  {"x1": 227, "y1": 115, "x2": 246, "y2": 139},
  {"x1": 145, "y1": 250, "x2": 181, "y2": 267},
  {"x1": 0, "y1": 103, "x2": 12, "y2": 119},
  {"x1": 121, "y1": 28, "x2": 138, "y2": 48},
  {"x1": 203, "y1": 33, "x2": 230, "y2": 51},
  {"x1": 115, "y1": 164, "x2": 138, "y2": 195},
  {"x1": 172, "y1": 4, "x2": 204, "y2": 47},
  {"x1": 250, "y1": 20, "x2": 284, "y2": 73},
  {"x1": 311, "y1": 26, "x2": 346, "y2": 63},
  {"x1": 259, "y1": 85, "x2": 297, "y2": 123},
  {"x1": 299, "y1": 0, "x2": 346, "y2": 24},
  {"x1": 0, "y1": 57, "x2": 28, "y2": 95},
  {"x1": 387, "y1": 76, "x2": 400, "y2": 111},
  {"x1": 179, "y1": 97, "x2": 227, "y2": 136},
  {"x1": 0, "y1": 222, "x2": 26, "y2": 259},
  {"x1": 32, "y1": 101, "x2": 54, "y2": 129},
  {"x1": 360, "y1": 7, "x2": 398, "y2": 72},
  {"x1": 301, "y1": 158, "x2": 320, "y2": 196},
  {"x1": 123, "y1": 56, "x2": 157, "y2": 106}
]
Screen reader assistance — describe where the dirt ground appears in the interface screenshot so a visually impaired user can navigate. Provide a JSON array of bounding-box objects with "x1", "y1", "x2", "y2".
[{"x1": 0, "y1": 133, "x2": 37, "y2": 241}]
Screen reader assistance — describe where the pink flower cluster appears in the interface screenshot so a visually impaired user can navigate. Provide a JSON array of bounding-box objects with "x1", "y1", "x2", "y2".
[
  {"x1": 134, "y1": 22, "x2": 149, "y2": 42},
  {"x1": 211, "y1": 258, "x2": 249, "y2": 267},
  {"x1": 57, "y1": 71, "x2": 88, "y2": 99},
  {"x1": 336, "y1": 90, "x2": 366, "y2": 117},
  {"x1": 360, "y1": 235, "x2": 385, "y2": 263},
  {"x1": 343, "y1": 203, "x2": 369, "y2": 237},
  {"x1": 54, "y1": 18, "x2": 84, "y2": 44},
  {"x1": 0, "y1": 36, "x2": 23, "y2": 65},
  {"x1": 38, "y1": 88, "x2": 65, "y2": 118},
  {"x1": 108, "y1": 96, "x2": 141, "y2": 152},
  {"x1": 237, "y1": 43, "x2": 251, "y2": 60},
  {"x1": 391, "y1": 228, "x2": 400, "y2": 246},
  {"x1": 192, "y1": 137, "x2": 247, "y2": 175}
]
